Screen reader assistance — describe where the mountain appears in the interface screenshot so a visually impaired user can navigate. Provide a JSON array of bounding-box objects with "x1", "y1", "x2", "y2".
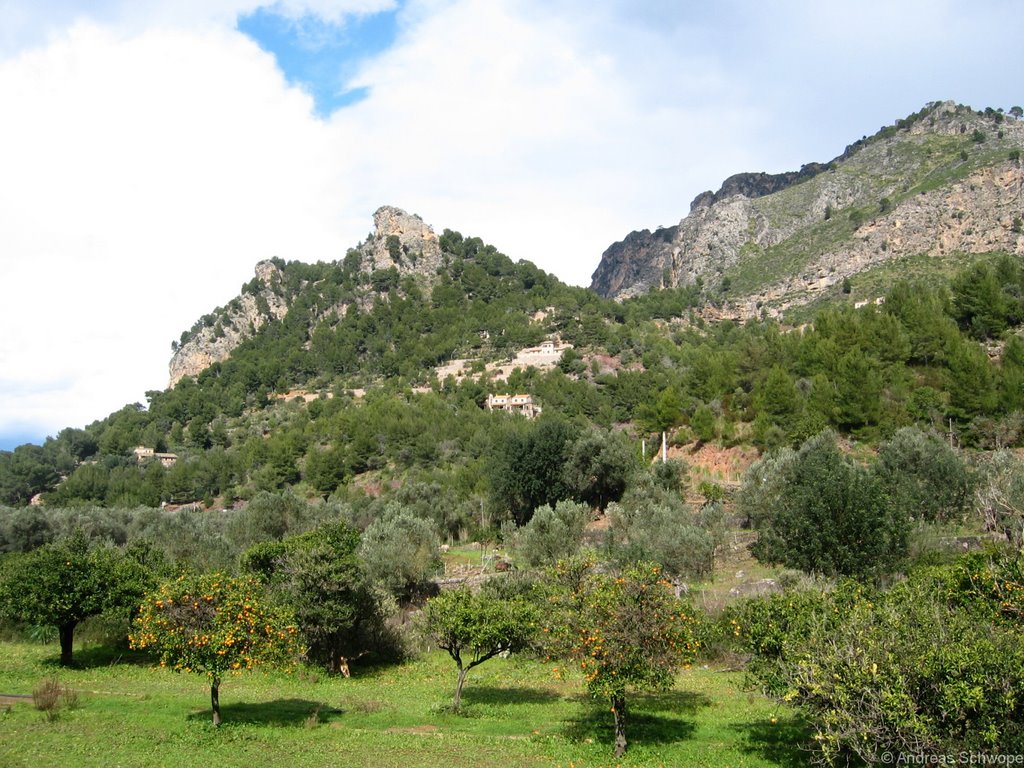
[
  {"x1": 590, "y1": 101, "x2": 1024, "y2": 318},
  {"x1": 4, "y1": 101, "x2": 1024, "y2": 512},
  {"x1": 169, "y1": 206, "x2": 445, "y2": 386}
]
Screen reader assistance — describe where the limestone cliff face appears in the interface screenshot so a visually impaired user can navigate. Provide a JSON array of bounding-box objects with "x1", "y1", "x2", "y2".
[
  {"x1": 168, "y1": 260, "x2": 289, "y2": 387},
  {"x1": 360, "y1": 206, "x2": 443, "y2": 276},
  {"x1": 168, "y1": 206, "x2": 445, "y2": 387},
  {"x1": 590, "y1": 101, "x2": 1024, "y2": 311}
]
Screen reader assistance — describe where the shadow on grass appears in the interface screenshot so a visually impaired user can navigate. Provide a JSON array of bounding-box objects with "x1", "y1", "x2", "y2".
[
  {"x1": 562, "y1": 690, "x2": 712, "y2": 748},
  {"x1": 461, "y1": 685, "x2": 562, "y2": 707},
  {"x1": 733, "y1": 714, "x2": 815, "y2": 768},
  {"x1": 186, "y1": 698, "x2": 341, "y2": 727},
  {"x1": 40, "y1": 645, "x2": 156, "y2": 670}
]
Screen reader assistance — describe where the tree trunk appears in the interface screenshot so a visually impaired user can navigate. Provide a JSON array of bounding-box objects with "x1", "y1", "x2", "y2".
[
  {"x1": 58, "y1": 623, "x2": 76, "y2": 667},
  {"x1": 612, "y1": 693, "x2": 628, "y2": 758},
  {"x1": 211, "y1": 679, "x2": 221, "y2": 727},
  {"x1": 453, "y1": 666, "x2": 469, "y2": 711}
]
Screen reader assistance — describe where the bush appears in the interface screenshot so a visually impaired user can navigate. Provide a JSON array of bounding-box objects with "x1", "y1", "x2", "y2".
[
  {"x1": 724, "y1": 581, "x2": 867, "y2": 696},
  {"x1": 511, "y1": 500, "x2": 588, "y2": 568},
  {"x1": 731, "y1": 554, "x2": 1024, "y2": 762},
  {"x1": 650, "y1": 459, "x2": 688, "y2": 493},
  {"x1": 741, "y1": 430, "x2": 909, "y2": 578},
  {"x1": 790, "y1": 562, "x2": 1024, "y2": 763},
  {"x1": 874, "y1": 426, "x2": 974, "y2": 523},
  {"x1": 697, "y1": 480, "x2": 725, "y2": 503},
  {"x1": 32, "y1": 677, "x2": 78, "y2": 721}
]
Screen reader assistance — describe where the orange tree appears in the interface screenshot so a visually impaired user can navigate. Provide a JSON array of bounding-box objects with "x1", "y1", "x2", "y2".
[
  {"x1": 544, "y1": 559, "x2": 701, "y2": 758},
  {"x1": 0, "y1": 531, "x2": 154, "y2": 666},
  {"x1": 130, "y1": 573, "x2": 301, "y2": 726},
  {"x1": 422, "y1": 586, "x2": 538, "y2": 710}
]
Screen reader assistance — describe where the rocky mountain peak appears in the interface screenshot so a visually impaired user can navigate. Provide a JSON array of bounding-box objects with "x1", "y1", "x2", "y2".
[
  {"x1": 361, "y1": 205, "x2": 443, "y2": 276},
  {"x1": 167, "y1": 207, "x2": 453, "y2": 388}
]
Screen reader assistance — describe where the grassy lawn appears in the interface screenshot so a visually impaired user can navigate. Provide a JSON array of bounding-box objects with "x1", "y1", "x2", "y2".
[{"x1": 0, "y1": 641, "x2": 807, "y2": 768}]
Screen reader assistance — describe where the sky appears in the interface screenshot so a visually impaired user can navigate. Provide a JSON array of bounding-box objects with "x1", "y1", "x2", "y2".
[{"x1": 1, "y1": 0, "x2": 1022, "y2": 450}]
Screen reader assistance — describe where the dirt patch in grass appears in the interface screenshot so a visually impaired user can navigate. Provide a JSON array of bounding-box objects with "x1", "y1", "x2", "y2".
[{"x1": 385, "y1": 724, "x2": 440, "y2": 735}]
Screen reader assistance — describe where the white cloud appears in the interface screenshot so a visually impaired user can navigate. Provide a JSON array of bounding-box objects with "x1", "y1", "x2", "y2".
[{"x1": 0, "y1": 20, "x2": 353, "y2": 438}]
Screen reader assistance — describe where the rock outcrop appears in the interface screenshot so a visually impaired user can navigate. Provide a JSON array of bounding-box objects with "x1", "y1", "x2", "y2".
[
  {"x1": 590, "y1": 101, "x2": 1024, "y2": 310},
  {"x1": 689, "y1": 164, "x2": 831, "y2": 212},
  {"x1": 359, "y1": 206, "x2": 443, "y2": 276},
  {"x1": 168, "y1": 206, "x2": 446, "y2": 387},
  {"x1": 168, "y1": 260, "x2": 289, "y2": 387}
]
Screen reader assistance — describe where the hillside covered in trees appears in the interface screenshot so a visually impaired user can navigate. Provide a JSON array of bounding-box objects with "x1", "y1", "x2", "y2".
[{"x1": 1, "y1": 221, "x2": 1022, "y2": 515}]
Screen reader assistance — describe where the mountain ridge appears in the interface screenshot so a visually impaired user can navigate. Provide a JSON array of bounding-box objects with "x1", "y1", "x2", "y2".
[{"x1": 590, "y1": 101, "x2": 1024, "y2": 317}]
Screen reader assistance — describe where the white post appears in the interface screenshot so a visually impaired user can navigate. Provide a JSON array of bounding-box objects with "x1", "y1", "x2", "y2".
[{"x1": 661, "y1": 431, "x2": 667, "y2": 463}]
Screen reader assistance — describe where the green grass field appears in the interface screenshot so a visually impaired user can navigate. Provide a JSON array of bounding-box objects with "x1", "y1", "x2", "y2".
[{"x1": 0, "y1": 641, "x2": 807, "y2": 768}]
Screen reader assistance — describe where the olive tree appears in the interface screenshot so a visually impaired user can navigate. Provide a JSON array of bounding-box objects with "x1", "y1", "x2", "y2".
[
  {"x1": 740, "y1": 430, "x2": 909, "y2": 578},
  {"x1": 359, "y1": 505, "x2": 443, "y2": 598},
  {"x1": 874, "y1": 426, "x2": 973, "y2": 523},
  {"x1": 511, "y1": 499, "x2": 589, "y2": 568},
  {"x1": 242, "y1": 522, "x2": 385, "y2": 675}
]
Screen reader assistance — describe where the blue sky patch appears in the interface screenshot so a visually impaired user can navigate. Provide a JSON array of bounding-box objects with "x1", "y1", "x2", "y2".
[
  {"x1": 0, "y1": 430, "x2": 49, "y2": 452},
  {"x1": 237, "y1": 5, "x2": 400, "y2": 117}
]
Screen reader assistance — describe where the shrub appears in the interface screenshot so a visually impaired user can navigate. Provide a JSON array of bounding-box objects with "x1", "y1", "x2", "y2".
[
  {"x1": 874, "y1": 426, "x2": 974, "y2": 523},
  {"x1": 697, "y1": 480, "x2": 725, "y2": 503},
  {"x1": 32, "y1": 677, "x2": 78, "y2": 722},
  {"x1": 732, "y1": 554, "x2": 1024, "y2": 762},
  {"x1": 790, "y1": 563, "x2": 1024, "y2": 763},
  {"x1": 650, "y1": 458, "x2": 688, "y2": 493},
  {"x1": 724, "y1": 581, "x2": 868, "y2": 696},
  {"x1": 741, "y1": 430, "x2": 909, "y2": 578},
  {"x1": 512, "y1": 500, "x2": 588, "y2": 568}
]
